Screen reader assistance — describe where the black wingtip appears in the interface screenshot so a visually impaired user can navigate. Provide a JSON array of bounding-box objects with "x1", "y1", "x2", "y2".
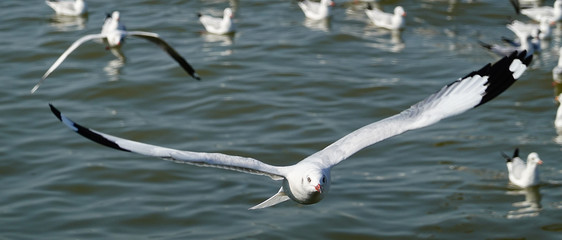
[
  {"x1": 513, "y1": 148, "x2": 520, "y2": 158},
  {"x1": 478, "y1": 40, "x2": 492, "y2": 50},
  {"x1": 501, "y1": 151, "x2": 512, "y2": 162},
  {"x1": 469, "y1": 50, "x2": 531, "y2": 108},
  {"x1": 49, "y1": 104, "x2": 131, "y2": 153},
  {"x1": 197, "y1": 12, "x2": 202, "y2": 18},
  {"x1": 366, "y1": 3, "x2": 373, "y2": 10},
  {"x1": 509, "y1": 0, "x2": 521, "y2": 15},
  {"x1": 49, "y1": 103, "x2": 63, "y2": 121}
]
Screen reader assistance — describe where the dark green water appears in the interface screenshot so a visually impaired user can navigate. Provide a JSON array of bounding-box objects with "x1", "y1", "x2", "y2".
[{"x1": 2, "y1": 0, "x2": 562, "y2": 239}]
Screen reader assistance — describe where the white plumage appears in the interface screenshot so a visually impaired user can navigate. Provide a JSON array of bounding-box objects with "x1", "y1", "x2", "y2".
[{"x1": 50, "y1": 51, "x2": 531, "y2": 209}]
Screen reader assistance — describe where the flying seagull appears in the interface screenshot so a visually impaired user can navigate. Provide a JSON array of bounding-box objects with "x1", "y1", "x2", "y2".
[
  {"x1": 32, "y1": 11, "x2": 201, "y2": 94},
  {"x1": 49, "y1": 51, "x2": 531, "y2": 209}
]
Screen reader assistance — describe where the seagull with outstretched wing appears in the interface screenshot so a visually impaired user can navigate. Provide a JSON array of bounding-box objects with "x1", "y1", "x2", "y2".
[
  {"x1": 32, "y1": 11, "x2": 201, "y2": 94},
  {"x1": 50, "y1": 51, "x2": 531, "y2": 209}
]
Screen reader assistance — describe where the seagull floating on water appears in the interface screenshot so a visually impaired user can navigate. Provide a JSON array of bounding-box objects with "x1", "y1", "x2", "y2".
[
  {"x1": 512, "y1": 0, "x2": 562, "y2": 23},
  {"x1": 297, "y1": 0, "x2": 335, "y2": 20},
  {"x1": 46, "y1": 0, "x2": 87, "y2": 16},
  {"x1": 31, "y1": 11, "x2": 201, "y2": 94},
  {"x1": 49, "y1": 51, "x2": 531, "y2": 209},
  {"x1": 502, "y1": 148, "x2": 543, "y2": 188},
  {"x1": 553, "y1": 48, "x2": 562, "y2": 83},
  {"x1": 365, "y1": 3, "x2": 406, "y2": 30},
  {"x1": 198, "y1": 8, "x2": 236, "y2": 35}
]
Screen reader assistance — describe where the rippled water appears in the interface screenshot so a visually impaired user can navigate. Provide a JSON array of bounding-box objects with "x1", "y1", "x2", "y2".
[{"x1": 2, "y1": 0, "x2": 562, "y2": 239}]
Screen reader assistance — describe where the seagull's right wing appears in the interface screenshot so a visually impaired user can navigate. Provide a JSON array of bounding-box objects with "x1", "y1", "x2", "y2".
[
  {"x1": 303, "y1": 51, "x2": 532, "y2": 168},
  {"x1": 49, "y1": 104, "x2": 286, "y2": 180},
  {"x1": 32, "y1": 33, "x2": 105, "y2": 93}
]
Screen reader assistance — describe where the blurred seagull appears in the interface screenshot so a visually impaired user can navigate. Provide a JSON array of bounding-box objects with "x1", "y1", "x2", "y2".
[
  {"x1": 365, "y1": 3, "x2": 406, "y2": 30},
  {"x1": 553, "y1": 48, "x2": 562, "y2": 83},
  {"x1": 46, "y1": 0, "x2": 87, "y2": 16},
  {"x1": 513, "y1": 0, "x2": 562, "y2": 23},
  {"x1": 479, "y1": 31, "x2": 535, "y2": 57},
  {"x1": 32, "y1": 11, "x2": 201, "y2": 93},
  {"x1": 502, "y1": 148, "x2": 543, "y2": 188},
  {"x1": 555, "y1": 93, "x2": 562, "y2": 129},
  {"x1": 198, "y1": 8, "x2": 236, "y2": 35},
  {"x1": 297, "y1": 0, "x2": 335, "y2": 20},
  {"x1": 49, "y1": 51, "x2": 531, "y2": 209}
]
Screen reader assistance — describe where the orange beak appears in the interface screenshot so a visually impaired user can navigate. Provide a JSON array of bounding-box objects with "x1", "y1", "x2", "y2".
[
  {"x1": 329, "y1": 1, "x2": 335, "y2": 7},
  {"x1": 537, "y1": 160, "x2": 543, "y2": 165},
  {"x1": 315, "y1": 184, "x2": 323, "y2": 193}
]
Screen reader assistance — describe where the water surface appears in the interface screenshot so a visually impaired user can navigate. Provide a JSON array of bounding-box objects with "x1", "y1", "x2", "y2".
[{"x1": 2, "y1": 0, "x2": 562, "y2": 239}]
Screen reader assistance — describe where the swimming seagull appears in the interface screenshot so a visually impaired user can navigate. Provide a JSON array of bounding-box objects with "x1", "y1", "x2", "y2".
[
  {"x1": 553, "y1": 48, "x2": 562, "y2": 83},
  {"x1": 515, "y1": 0, "x2": 562, "y2": 23},
  {"x1": 297, "y1": 0, "x2": 335, "y2": 20},
  {"x1": 46, "y1": 0, "x2": 87, "y2": 16},
  {"x1": 31, "y1": 11, "x2": 201, "y2": 94},
  {"x1": 501, "y1": 148, "x2": 543, "y2": 188},
  {"x1": 365, "y1": 3, "x2": 406, "y2": 30},
  {"x1": 198, "y1": 8, "x2": 236, "y2": 35},
  {"x1": 49, "y1": 51, "x2": 532, "y2": 209}
]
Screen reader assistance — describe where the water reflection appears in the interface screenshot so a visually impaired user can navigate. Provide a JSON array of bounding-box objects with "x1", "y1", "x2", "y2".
[
  {"x1": 303, "y1": 18, "x2": 331, "y2": 32},
  {"x1": 506, "y1": 186, "x2": 542, "y2": 219},
  {"x1": 103, "y1": 48, "x2": 125, "y2": 81},
  {"x1": 364, "y1": 28, "x2": 405, "y2": 52},
  {"x1": 48, "y1": 14, "x2": 88, "y2": 31},
  {"x1": 202, "y1": 32, "x2": 235, "y2": 46}
]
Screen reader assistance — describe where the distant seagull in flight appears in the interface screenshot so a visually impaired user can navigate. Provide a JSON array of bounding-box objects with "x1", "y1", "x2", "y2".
[
  {"x1": 50, "y1": 51, "x2": 531, "y2": 209},
  {"x1": 32, "y1": 11, "x2": 201, "y2": 93}
]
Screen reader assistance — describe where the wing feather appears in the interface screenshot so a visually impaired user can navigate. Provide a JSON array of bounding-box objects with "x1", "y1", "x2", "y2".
[
  {"x1": 49, "y1": 104, "x2": 286, "y2": 180},
  {"x1": 32, "y1": 33, "x2": 105, "y2": 93},
  {"x1": 127, "y1": 31, "x2": 201, "y2": 80},
  {"x1": 303, "y1": 51, "x2": 532, "y2": 167}
]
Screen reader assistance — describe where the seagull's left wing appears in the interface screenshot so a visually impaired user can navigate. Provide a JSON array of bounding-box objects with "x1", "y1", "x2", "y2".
[
  {"x1": 49, "y1": 104, "x2": 286, "y2": 180},
  {"x1": 303, "y1": 51, "x2": 532, "y2": 168},
  {"x1": 127, "y1": 31, "x2": 201, "y2": 81}
]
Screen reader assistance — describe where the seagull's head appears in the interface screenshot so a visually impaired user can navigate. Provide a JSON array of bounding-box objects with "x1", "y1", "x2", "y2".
[
  {"x1": 527, "y1": 152, "x2": 543, "y2": 166},
  {"x1": 284, "y1": 166, "x2": 330, "y2": 205},
  {"x1": 224, "y1": 8, "x2": 233, "y2": 19},
  {"x1": 111, "y1": 11, "x2": 121, "y2": 21},
  {"x1": 395, "y1": 6, "x2": 406, "y2": 17}
]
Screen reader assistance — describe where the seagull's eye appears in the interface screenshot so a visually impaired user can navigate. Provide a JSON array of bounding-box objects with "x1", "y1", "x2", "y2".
[{"x1": 307, "y1": 177, "x2": 311, "y2": 183}]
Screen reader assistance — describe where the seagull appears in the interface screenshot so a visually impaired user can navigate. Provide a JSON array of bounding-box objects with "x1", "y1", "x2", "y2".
[
  {"x1": 31, "y1": 11, "x2": 201, "y2": 94},
  {"x1": 297, "y1": 0, "x2": 335, "y2": 20},
  {"x1": 501, "y1": 148, "x2": 543, "y2": 188},
  {"x1": 517, "y1": 0, "x2": 562, "y2": 23},
  {"x1": 553, "y1": 48, "x2": 562, "y2": 83},
  {"x1": 555, "y1": 93, "x2": 562, "y2": 130},
  {"x1": 505, "y1": 19, "x2": 551, "y2": 41},
  {"x1": 499, "y1": 20, "x2": 544, "y2": 54},
  {"x1": 198, "y1": 8, "x2": 236, "y2": 35},
  {"x1": 46, "y1": 0, "x2": 87, "y2": 16},
  {"x1": 49, "y1": 51, "x2": 532, "y2": 209},
  {"x1": 365, "y1": 3, "x2": 406, "y2": 30},
  {"x1": 479, "y1": 33, "x2": 534, "y2": 57}
]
